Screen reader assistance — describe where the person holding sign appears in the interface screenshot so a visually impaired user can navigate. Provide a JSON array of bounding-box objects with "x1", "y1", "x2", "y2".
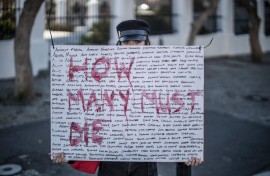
[{"x1": 51, "y1": 19, "x2": 202, "y2": 176}]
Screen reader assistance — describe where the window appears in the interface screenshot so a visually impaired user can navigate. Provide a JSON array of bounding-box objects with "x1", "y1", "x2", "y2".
[
  {"x1": 265, "y1": 0, "x2": 270, "y2": 36},
  {"x1": 234, "y1": 0, "x2": 257, "y2": 35},
  {"x1": 135, "y1": 0, "x2": 173, "y2": 35},
  {"x1": 0, "y1": 0, "x2": 16, "y2": 40},
  {"x1": 193, "y1": 0, "x2": 221, "y2": 35}
]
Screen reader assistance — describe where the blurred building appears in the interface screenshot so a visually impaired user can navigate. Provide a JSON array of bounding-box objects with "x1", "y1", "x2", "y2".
[
  {"x1": 109, "y1": 0, "x2": 270, "y2": 57},
  {"x1": 0, "y1": 0, "x2": 48, "y2": 79},
  {"x1": 0, "y1": 0, "x2": 270, "y2": 79}
]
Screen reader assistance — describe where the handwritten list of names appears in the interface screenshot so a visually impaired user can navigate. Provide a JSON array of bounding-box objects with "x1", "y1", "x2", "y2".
[{"x1": 51, "y1": 45, "x2": 204, "y2": 162}]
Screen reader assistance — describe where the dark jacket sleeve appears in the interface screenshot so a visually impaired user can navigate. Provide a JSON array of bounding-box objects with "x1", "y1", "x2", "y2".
[{"x1": 69, "y1": 161, "x2": 100, "y2": 174}]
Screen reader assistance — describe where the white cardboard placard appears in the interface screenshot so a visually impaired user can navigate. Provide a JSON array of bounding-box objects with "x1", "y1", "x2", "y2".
[{"x1": 50, "y1": 45, "x2": 204, "y2": 162}]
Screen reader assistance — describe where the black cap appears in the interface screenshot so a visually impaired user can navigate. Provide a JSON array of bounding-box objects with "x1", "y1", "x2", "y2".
[{"x1": 116, "y1": 19, "x2": 150, "y2": 42}]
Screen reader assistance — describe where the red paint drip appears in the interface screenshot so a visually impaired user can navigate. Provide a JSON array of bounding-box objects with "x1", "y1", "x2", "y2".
[
  {"x1": 104, "y1": 90, "x2": 115, "y2": 122},
  {"x1": 101, "y1": 88, "x2": 104, "y2": 111},
  {"x1": 158, "y1": 93, "x2": 171, "y2": 114},
  {"x1": 68, "y1": 57, "x2": 88, "y2": 81},
  {"x1": 96, "y1": 107, "x2": 101, "y2": 112},
  {"x1": 141, "y1": 91, "x2": 158, "y2": 113},
  {"x1": 69, "y1": 122, "x2": 83, "y2": 146},
  {"x1": 92, "y1": 135, "x2": 103, "y2": 145},
  {"x1": 83, "y1": 122, "x2": 89, "y2": 146},
  {"x1": 104, "y1": 90, "x2": 114, "y2": 111},
  {"x1": 68, "y1": 88, "x2": 85, "y2": 112},
  {"x1": 114, "y1": 57, "x2": 135, "y2": 91},
  {"x1": 171, "y1": 92, "x2": 185, "y2": 113},
  {"x1": 92, "y1": 119, "x2": 103, "y2": 145},
  {"x1": 119, "y1": 89, "x2": 130, "y2": 125},
  {"x1": 86, "y1": 90, "x2": 98, "y2": 112},
  {"x1": 187, "y1": 91, "x2": 203, "y2": 113},
  {"x1": 91, "y1": 56, "x2": 111, "y2": 82}
]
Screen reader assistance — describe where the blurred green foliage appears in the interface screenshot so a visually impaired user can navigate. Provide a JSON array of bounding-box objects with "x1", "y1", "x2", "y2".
[
  {"x1": 0, "y1": 9, "x2": 16, "y2": 40},
  {"x1": 46, "y1": 23, "x2": 74, "y2": 32},
  {"x1": 81, "y1": 20, "x2": 110, "y2": 45}
]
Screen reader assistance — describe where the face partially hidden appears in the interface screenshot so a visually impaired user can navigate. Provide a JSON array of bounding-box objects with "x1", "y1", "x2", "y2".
[{"x1": 121, "y1": 40, "x2": 145, "y2": 46}]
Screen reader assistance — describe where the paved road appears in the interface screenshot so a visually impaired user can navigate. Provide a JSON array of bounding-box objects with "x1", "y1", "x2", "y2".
[{"x1": 0, "y1": 119, "x2": 89, "y2": 176}]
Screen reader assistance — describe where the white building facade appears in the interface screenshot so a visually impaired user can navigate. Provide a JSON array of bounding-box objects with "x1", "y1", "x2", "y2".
[
  {"x1": 0, "y1": 0, "x2": 48, "y2": 79},
  {"x1": 0, "y1": 0, "x2": 269, "y2": 79},
  {"x1": 109, "y1": 0, "x2": 270, "y2": 57}
]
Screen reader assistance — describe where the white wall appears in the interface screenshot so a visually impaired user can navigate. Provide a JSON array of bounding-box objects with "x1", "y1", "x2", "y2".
[
  {"x1": 31, "y1": 3, "x2": 49, "y2": 75},
  {"x1": 0, "y1": 40, "x2": 16, "y2": 78},
  {"x1": 1, "y1": 0, "x2": 269, "y2": 79},
  {"x1": 109, "y1": 0, "x2": 136, "y2": 44},
  {"x1": 109, "y1": 0, "x2": 270, "y2": 58},
  {"x1": 0, "y1": 2, "x2": 48, "y2": 79}
]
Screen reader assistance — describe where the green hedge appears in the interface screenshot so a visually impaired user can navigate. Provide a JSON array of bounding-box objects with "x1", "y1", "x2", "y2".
[
  {"x1": 81, "y1": 20, "x2": 110, "y2": 45},
  {"x1": 0, "y1": 10, "x2": 16, "y2": 40}
]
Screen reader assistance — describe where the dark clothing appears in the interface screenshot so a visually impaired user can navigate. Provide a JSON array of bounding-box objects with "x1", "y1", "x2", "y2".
[{"x1": 98, "y1": 162, "x2": 158, "y2": 176}]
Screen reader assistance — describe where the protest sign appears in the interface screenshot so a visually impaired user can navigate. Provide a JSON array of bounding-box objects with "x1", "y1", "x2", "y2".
[{"x1": 51, "y1": 45, "x2": 204, "y2": 162}]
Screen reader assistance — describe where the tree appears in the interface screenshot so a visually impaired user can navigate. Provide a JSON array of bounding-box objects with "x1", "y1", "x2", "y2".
[
  {"x1": 238, "y1": 0, "x2": 263, "y2": 63},
  {"x1": 187, "y1": 0, "x2": 219, "y2": 45},
  {"x1": 14, "y1": 0, "x2": 44, "y2": 100}
]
